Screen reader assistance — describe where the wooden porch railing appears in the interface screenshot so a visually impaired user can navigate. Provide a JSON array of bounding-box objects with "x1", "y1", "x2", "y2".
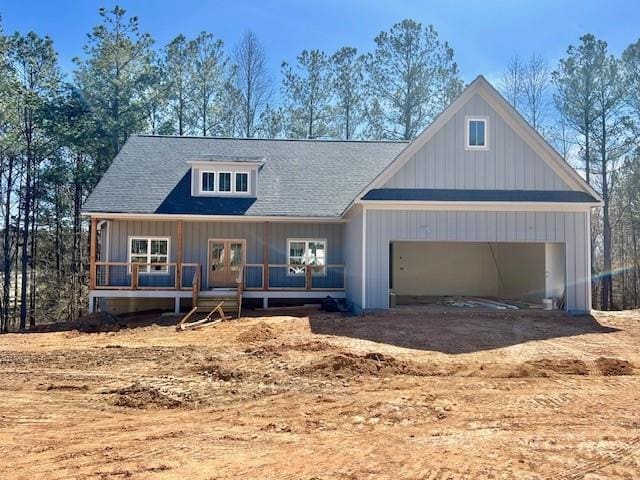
[
  {"x1": 191, "y1": 266, "x2": 201, "y2": 306},
  {"x1": 92, "y1": 262, "x2": 345, "y2": 292},
  {"x1": 94, "y1": 262, "x2": 200, "y2": 290},
  {"x1": 243, "y1": 264, "x2": 346, "y2": 291}
]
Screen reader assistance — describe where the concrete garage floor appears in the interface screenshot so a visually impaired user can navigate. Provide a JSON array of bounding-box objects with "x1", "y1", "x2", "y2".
[
  {"x1": 393, "y1": 294, "x2": 545, "y2": 310},
  {"x1": 390, "y1": 241, "x2": 566, "y2": 309}
]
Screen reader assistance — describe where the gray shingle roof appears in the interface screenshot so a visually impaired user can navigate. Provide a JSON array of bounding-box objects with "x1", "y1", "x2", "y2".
[
  {"x1": 362, "y1": 189, "x2": 600, "y2": 203},
  {"x1": 82, "y1": 135, "x2": 409, "y2": 217}
]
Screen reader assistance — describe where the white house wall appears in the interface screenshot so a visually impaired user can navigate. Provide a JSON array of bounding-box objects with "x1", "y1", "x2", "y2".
[
  {"x1": 365, "y1": 209, "x2": 591, "y2": 313},
  {"x1": 343, "y1": 208, "x2": 364, "y2": 311},
  {"x1": 383, "y1": 93, "x2": 570, "y2": 191}
]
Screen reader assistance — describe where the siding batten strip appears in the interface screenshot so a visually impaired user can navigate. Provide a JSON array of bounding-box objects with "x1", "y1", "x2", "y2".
[{"x1": 361, "y1": 206, "x2": 367, "y2": 310}]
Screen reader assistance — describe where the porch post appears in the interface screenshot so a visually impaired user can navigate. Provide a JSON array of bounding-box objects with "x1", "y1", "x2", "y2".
[
  {"x1": 89, "y1": 217, "x2": 97, "y2": 290},
  {"x1": 176, "y1": 219, "x2": 184, "y2": 289},
  {"x1": 263, "y1": 221, "x2": 269, "y2": 290}
]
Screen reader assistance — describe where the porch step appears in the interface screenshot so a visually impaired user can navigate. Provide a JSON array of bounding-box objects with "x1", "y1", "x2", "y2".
[{"x1": 196, "y1": 296, "x2": 242, "y2": 317}]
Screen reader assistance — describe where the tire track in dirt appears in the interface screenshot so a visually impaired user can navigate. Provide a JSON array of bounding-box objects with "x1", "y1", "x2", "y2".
[{"x1": 544, "y1": 437, "x2": 640, "y2": 480}]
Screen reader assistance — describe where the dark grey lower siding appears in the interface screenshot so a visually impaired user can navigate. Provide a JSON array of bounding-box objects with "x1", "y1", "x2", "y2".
[{"x1": 364, "y1": 209, "x2": 591, "y2": 313}]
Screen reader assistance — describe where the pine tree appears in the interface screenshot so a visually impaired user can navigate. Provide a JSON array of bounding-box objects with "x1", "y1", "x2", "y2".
[
  {"x1": 74, "y1": 6, "x2": 154, "y2": 169},
  {"x1": 331, "y1": 46, "x2": 366, "y2": 140},
  {"x1": 281, "y1": 49, "x2": 333, "y2": 139},
  {"x1": 366, "y1": 19, "x2": 463, "y2": 140}
]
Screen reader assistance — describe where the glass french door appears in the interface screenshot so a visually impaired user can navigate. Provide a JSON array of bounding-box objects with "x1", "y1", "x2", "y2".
[{"x1": 208, "y1": 239, "x2": 245, "y2": 288}]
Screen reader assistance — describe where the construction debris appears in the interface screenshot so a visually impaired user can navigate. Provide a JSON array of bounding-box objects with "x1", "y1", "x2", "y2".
[{"x1": 176, "y1": 301, "x2": 228, "y2": 331}]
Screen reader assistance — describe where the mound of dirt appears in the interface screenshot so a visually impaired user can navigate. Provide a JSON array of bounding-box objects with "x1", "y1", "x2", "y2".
[
  {"x1": 595, "y1": 357, "x2": 634, "y2": 376},
  {"x1": 525, "y1": 358, "x2": 589, "y2": 375},
  {"x1": 236, "y1": 322, "x2": 276, "y2": 343},
  {"x1": 110, "y1": 383, "x2": 189, "y2": 409},
  {"x1": 279, "y1": 341, "x2": 334, "y2": 352},
  {"x1": 26, "y1": 311, "x2": 125, "y2": 333},
  {"x1": 77, "y1": 311, "x2": 125, "y2": 333},
  {"x1": 198, "y1": 363, "x2": 243, "y2": 382},
  {"x1": 244, "y1": 345, "x2": 282, "y2": 357},
  {"x1": 298, "y1": 352, "x2": 430, "y2": 378},
  {"x1": 452, "y1": 363, "x2": 550, "y2": 378}
]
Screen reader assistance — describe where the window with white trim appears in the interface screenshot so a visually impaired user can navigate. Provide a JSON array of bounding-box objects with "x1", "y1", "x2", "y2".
[
  {"x1": 235, "y1": 172, "x2": 249, "y2": 192},
  {"x1": 201, "y1": 171, "x2": 216, "y2": 192},
  {"x1": 195, "y1": 166, "x2": 252, "y2": 196},
  {"x1": 129, "y1": 237, "x2": 170, "y2": 273},
  {"x1": 287, "y1": 239, "x2": 326, "y2": 276},
  {"x1": 218, "y1": 172, "x2": 232, "y2": 192},
  {"x1": 466, "y1": 117, "x2": 488, "y2": 150}
]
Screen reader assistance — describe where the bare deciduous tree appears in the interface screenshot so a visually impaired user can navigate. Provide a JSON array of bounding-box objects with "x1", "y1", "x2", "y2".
[{"x1": 233, "y1": 31, "x2": 271, "y2": 138}]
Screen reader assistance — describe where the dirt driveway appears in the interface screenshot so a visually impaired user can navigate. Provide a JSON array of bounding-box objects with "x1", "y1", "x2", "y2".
[{"x1": 0, "y1": 307, "x2": 639, "y2": 479}]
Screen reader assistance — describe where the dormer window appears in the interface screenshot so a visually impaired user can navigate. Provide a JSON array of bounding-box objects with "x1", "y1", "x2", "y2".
[
  {"x1": 465, "y1": 116, "x2": 489, "y2": 150},
  {"x1": 236, "y1": 173, "x2": 249, "y2": 192},
  {"x1": 195, "y1": 169, "x2": 252, "y2": 195},
  {"x1": 201, "y1": 171, "x2": 216, "y2": 192},
  {"x1": 218, "y1": 172, "x2": 232, "y2": 192},
  {"x1": 189, "y1": 156, "x2": 263, "y2": 197}
]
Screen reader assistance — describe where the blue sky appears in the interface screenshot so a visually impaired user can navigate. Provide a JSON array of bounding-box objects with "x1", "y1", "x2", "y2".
[{"x1": 1, "y1": 0, "x2": 639, "y2": 85}]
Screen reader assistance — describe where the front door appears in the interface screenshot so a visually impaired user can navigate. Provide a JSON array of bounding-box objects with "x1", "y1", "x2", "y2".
[{"x1": 208, "y1": 239, "x2": 245, "y2": 288}]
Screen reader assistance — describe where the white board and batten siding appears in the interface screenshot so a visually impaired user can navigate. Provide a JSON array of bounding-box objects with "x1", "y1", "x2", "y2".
[
  {"x1": 364, "y1": 209, "x2": 591, "y2": 313},
  {"x1": 358, "y1": 85, "x2": 595, "y2": 313},
  {"x1": 343, "y1": 207, "x2": 364, "y2": 311},
  {"x1": 383, "y1": 91, "x2": 570, "y2": 191}
]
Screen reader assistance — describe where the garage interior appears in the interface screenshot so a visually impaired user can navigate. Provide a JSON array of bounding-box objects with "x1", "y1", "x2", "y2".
[{"x1": 390, "y1": 241, "x2": 566, "y2": 309}]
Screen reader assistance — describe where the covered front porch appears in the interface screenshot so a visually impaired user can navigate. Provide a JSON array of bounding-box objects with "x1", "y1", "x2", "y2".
[{"x1": 88, "y1": 216, "x2": 347, "y2": 313}]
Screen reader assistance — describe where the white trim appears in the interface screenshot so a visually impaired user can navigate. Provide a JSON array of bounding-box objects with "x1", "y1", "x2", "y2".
[
  {"x1": 97, "y1": 220, "x2": 109, "y2": 263},
  {"x1": 187, "y1": 160, "x2": 265, "y2": 168},
  {"x1": 83, "y1": 212, "x2": 346, "y2": 223},
  {"x1": 88, "y1": 289, "x2": 345, "y2": 300},
  {"x1": 356, "y1": 200, "x2": 600, "y2": 212},
  {"x1": 586, "y1": 211, "x2": 592, "y2": 311},
  {"x1": 192, "y1": 165, "x2": 254, "y2": 197},
  {"x1": 361, "y1": 206, "x2": 367, "y2": 310},
  {"x1": 348, "y1": 75, "x2": 602, "y2": 211},
  {"x1": 127, "y1": 236, "x2": 171, "y2": 274},
  {"x1": 465, "y1": 115, "x2": 489, "y2": 150},
  {"x1": 286, "y1": 238, "x2": 328, "y2": 277}
]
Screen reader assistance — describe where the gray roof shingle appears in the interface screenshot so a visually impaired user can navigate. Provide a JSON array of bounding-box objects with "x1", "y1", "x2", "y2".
[
  {"x1": 362, "y1": 189, "x2": 599, "y2": 203},
  {"x1": 82, "y1": 135, "x2": 409, "y2": 217}
]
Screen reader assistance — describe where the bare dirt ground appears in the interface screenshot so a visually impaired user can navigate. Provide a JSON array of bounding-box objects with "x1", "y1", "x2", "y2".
[{"x1": 1, "y1": 307, "x2": 639, "y2": 480}]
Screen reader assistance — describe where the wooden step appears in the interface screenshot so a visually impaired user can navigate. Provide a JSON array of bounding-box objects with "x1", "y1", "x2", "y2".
[{"x1": 196, "y1": 296, "x2": 242, "y2": 317}]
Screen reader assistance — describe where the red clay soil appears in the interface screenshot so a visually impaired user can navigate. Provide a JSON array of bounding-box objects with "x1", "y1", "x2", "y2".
[{"x1": 0, "y1": 308, "x2": 639, "y2": 479}]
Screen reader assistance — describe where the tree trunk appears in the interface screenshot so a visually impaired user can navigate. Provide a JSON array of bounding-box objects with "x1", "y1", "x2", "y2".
[
  {"x1": 20, "y1": 130, "x2": 32, "y2": 330},
  {"x1": 1, "y1": 155, "x2": 14, "y2": 333},
  {"x1": 72, "y1": 154, "x2": 83, "y2": 322},
  {"x1": 29, "y1": 175, "x2": 39, "y2": 329},
  {"x1": 633, "y1": 221, "x2": 639, "y2": 308}
]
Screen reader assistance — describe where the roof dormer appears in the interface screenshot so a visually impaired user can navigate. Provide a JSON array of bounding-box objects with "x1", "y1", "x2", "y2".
[{"x1": 188, "y1": 155, "x2": 265, "y2": 198}]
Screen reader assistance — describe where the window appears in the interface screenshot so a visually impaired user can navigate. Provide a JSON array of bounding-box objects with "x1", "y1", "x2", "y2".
[
  {"x1": 218, "y1": 172, "x2": 232, "y2": 192},
  {"x1": 201, "y1": 171, "x2": 216, "y2": 192},
  {"x1": 194, "y1": 166, "x2": 253, "y2": 196},
  {"x1": 466, "y1": 117, "x2": 488, "y2": 150},
  {"x1": 236, "y1": 172, "x2": 249, "y2": 192},
  {"x1": 129, "y1": 237, "x2": 170, "y2": 273},
  {"x1": 287, "y1": 239, "x2": 326, "y2": 276}
]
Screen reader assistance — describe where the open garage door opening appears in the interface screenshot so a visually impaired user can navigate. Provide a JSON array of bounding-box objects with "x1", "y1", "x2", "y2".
[{"x1": 389, "y1": 241, "x2": 566, "y2": 310}]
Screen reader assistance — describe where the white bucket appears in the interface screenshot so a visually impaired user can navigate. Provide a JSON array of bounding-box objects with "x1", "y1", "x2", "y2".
[{"x1": 542, "y1": 298, "x2": 554, "y2": 310}]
